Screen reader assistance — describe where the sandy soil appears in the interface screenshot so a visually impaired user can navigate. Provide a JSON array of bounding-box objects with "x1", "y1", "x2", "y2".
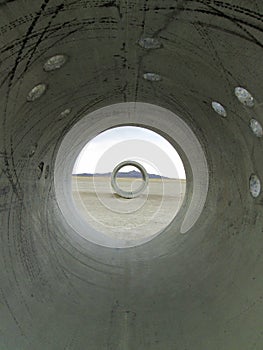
[{"x1": 72, "y1": 176, "x2": 186, "y2": 241}]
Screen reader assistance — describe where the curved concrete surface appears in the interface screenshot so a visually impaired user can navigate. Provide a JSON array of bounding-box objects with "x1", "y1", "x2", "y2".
[{"x1": 0, "y1": 1, "x2": 263, "y2": 349}]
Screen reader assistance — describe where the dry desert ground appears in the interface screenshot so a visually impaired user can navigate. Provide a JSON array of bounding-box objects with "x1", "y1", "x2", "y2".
[{"x1": 72, "y1": 176, "x2": 186, "y2": 242}]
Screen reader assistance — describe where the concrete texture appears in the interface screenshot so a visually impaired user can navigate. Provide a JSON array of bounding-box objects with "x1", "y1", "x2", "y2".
[{"x1": 0, "y1": 0, "x2": 263, "y2": 349}]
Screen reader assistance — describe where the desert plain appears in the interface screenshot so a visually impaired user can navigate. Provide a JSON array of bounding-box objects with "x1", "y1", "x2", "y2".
[{"x1": 72, "y1": 176, "x2": 186, "y2": 242}]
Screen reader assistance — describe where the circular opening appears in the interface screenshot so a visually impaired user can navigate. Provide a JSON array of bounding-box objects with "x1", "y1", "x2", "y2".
[
  {"x1": 43, "y1": 54, "x2": 67, "y2": 71},
  {"x1": 234, "y1": 87, "x2": 254, "y2": 107},
  {"x1": 211, "y1": 101, "x2": 227, "y2": 117},
  {"x1": 249, "y1": 174, "x2": 261, "y2": 198},
  {"x1": 143, "y1": 72, "x2": 161, "y2": 81},
  {"x1": 54, "y1": 102, "x2": 209, "y2": 248},
  {"x1": 115, "y1": 165, "x2": 143, "y2": 193},
  {"x1": 138, "y1": 37, "x2": 162, "y2": 49},
  {"x1": 72, "y1": 126, "x2": 186, "y2": 244},
  {"x1": 27, "y1": 83, "x2": 47, "y2": 101},
  {"x1": 112, "y1": 161, "x2": 149, "y2": 198},
  {"x1": 249, "y1": 119, "x2": 263, "y2": 138}
]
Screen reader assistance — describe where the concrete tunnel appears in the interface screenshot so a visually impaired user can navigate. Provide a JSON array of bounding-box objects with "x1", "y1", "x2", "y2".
[{"x1": 0, "y1": 0, "x2": 263, "y2": 349}]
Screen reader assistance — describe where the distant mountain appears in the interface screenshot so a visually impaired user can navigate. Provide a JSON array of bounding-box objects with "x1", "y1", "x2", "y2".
[{"x1": 73, "y1": 170, "x2": 170, "y2": 179}]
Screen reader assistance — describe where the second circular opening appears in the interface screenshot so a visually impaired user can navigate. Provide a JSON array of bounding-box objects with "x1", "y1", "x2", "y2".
[{"x1": 112, "y1": 161, "x2": 149, "y2": 198}]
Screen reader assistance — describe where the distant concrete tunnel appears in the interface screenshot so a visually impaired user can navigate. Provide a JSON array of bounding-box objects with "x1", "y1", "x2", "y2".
[{"x1": 0, "y1": 1, "x2": 263, "y2": 349}]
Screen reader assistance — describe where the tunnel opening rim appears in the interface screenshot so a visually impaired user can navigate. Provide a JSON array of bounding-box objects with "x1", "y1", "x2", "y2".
[
  {"x1": 70, "y1": 123, "x2": 188, "y2": 244},
  {"x1": 111, "y1": 160, "x2": 150, "y2": 199},
  {"x1": 54, "y1": 102, "x2": 209, "y2": 249}
]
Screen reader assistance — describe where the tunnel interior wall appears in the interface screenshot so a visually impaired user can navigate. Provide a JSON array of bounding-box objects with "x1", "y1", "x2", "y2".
[{"x1": 0, "y1": 1, "x2": 263, "y2": 349}]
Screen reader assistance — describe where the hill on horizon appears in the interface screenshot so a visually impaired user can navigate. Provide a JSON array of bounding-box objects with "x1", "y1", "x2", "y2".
[{"x1": 72, "y1": 170, "x2": 170, "y2": 179}]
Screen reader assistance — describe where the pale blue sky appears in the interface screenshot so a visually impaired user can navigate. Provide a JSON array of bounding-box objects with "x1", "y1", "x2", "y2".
[{"x1": 73, "y1": 126, "x2": 186, "y2": 179}]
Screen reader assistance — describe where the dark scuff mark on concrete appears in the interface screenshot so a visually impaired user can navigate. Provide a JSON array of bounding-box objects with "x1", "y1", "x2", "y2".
[
  {"x1": 99, "y1": 0, "x2": 116, "y2": 8},
  {"x1": 37, "y1": 161, "x2": 44, "y2": 179},
  {"x1": 0, "y1": 0, "x2": 16, "y2": 5},
  {"x1": 44, "y1": 165, "x2": 49, "y2": 179},
  {"x1": 0, "y1": 185, "x2": 10, "y2": 196},
  {"x1": 24, "y1": 3, "x2": 65, "y2": 72}
]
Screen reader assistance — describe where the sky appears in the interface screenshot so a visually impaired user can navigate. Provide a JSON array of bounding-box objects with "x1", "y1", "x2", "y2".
[{"x1": 73, "y1": 126, "x2": 186, "y2": 179}]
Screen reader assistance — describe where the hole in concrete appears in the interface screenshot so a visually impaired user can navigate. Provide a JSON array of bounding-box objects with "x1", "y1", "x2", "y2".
[
  {"x1": 27, "y1": 83, "x2": 47, "y2": 102},
  {"x1": 71, "y1": 126, "x2": 186, "y2": 245},
  {"x1": 249, "y1": 174, "x2": 261, "y2": 198},
  {"x1": 249, "y1": 119, "x2": 263, "y2": 138},
  {"x1": 43, "y1": 54, "x2": 67, "y2": 72},
  {"x1": 211, "y1": 101, "x2": 227, "y2": 117},
  {"x1": 143, "y1": 72, "x2": 161, "y2": 81},
  {"x1": 115, "y1": 165, "x2": 144, "y2": 194},
  {"x1": 112, "y1": 161, "x2": 149, "y2": 199},
  {"x1": 138, "y1": 37, "x2": 162, "y2": 49},
  {"x1": 234, "y1": 87, "x2": 254, "y2": 107},
  {"x1": 54, "y1": 102, "x2": 209, "y2": 248}
]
